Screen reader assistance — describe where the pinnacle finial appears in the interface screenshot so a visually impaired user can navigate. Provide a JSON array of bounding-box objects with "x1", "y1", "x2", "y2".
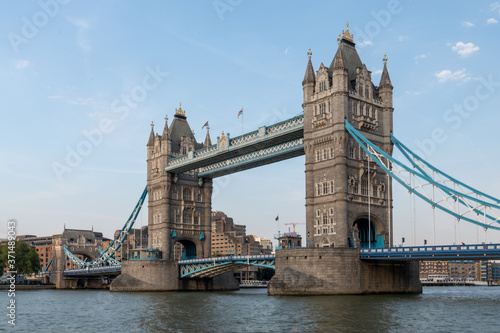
[
  {"x1": 383, "y1": 54, "x2": 388, "y2": 65},
  {"x1": 307, "y1": 48, "x2": 312, "y2": 60},
  {"x1": 165, "y1": 115, "x2": 168, "y2": 122},
  {"x1": 341, "y1": 21, "x2": 354, "y2": 42},
  {"x1": 151, "y1": 121, "x2": 154, "y2": 128},
  {"x1": 175, "y1": 102, "x2": 186, "y2": 117}
]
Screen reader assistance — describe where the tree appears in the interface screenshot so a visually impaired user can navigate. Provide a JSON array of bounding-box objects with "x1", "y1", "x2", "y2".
[{"x1": 0, "y1": 241, "x2": 41, "y2": 275}]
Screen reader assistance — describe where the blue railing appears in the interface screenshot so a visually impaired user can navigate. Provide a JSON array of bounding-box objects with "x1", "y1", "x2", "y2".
[
  {"x1": 360, "y1": 243, "x2": 500, "y2": 260},
  {"x1": 63, "y1": 265, "x2": 122, "y2": 276},
  {"x1": 178, "y1": 254, "x2": 275, "y2": 265}
]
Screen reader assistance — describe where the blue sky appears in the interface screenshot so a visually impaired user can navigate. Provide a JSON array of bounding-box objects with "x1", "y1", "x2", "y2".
[{"x1": 1, "y1": 0, "x2": 500, "y2": 247}]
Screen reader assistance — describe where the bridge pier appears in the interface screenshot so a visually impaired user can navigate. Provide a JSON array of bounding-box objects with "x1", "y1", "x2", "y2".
[
  {"x1": 110, "y1": 260, "x2": 239, "y2": 291},
  {"x1": 268, "y1": 248, "x2": 421, "y2": 295}
]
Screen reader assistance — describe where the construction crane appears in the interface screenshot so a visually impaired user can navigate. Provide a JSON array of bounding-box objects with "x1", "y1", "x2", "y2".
[{"x1": 284, "y1": 223, "x2": 305, "y2": 233}]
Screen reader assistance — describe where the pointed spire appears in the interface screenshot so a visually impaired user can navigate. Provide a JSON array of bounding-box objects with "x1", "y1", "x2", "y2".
[
  {"x1": 147, "y1": 121, "x2": 155, "y2": 146},
  {"x1": 302, "y1": 48, "x2": 316, "y2": 85},
  {"x1": 204, "y1": 124, "x2": 212, "y2": 147},
  {"x1": 162, "y1": 114, "x2": 169, "y2": 140},
  {"x1": 332, "y1": 44, "x2": 346, "y2": 70},
  {"x1": 379, "y1": 54, "x2": 393, "y2": 89}
]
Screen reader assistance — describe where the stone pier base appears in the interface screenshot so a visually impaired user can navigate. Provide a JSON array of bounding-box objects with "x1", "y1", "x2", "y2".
[
  {"x1": 110, "y1": 260, "x2": 239, "y2": 292},
  {"x1": 268, "y1": 248, "x2": 422, "y2": 295}
]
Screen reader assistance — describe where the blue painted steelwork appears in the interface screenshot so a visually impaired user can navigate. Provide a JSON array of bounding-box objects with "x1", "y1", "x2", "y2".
[
  {"x1": 360, "y1": 243, "x2": 500, "y2": 260},
  {"x1": 197, "y1": 138, "x2": 304, "y2": 178},
  {"x1": 63, "y1": 187, "x2": 148, "y2": 267},
  {"x1": 42, "y1": 256, "x2": 53, "y2": 272},
  {"x1": 98, "y1": 248, "x2": 120, "y2": 265},
  {"x1": 178, "y1": 255, "x2": 275, "y2": 278},
  {"x1": 344, "y1": 120, "x2": 500, "y2": 231},
  {"x1": 166, "y1": 114, "x2": 304, "y2": 176},
  {"x1": 63, "y1": 265, "x2": 122, "y2": 276}
]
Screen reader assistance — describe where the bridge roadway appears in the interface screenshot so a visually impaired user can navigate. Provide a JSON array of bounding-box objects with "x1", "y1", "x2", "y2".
[
  {"x1": 63, "y1": 265, "x2": 122, "y2": 276},
  {"x1": 360, "y1": 243, "x2": 500, "y2": 260},
  {"x1": 62, "y1": 243, "x2": 500, "y2": 277}
]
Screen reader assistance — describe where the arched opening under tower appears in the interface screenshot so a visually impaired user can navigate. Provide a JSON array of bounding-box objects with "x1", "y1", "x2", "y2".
[
  {"x1": 174, "y1": 240, "x2": 197, "y2": 260},
  {"x1": 353, "y1": 218, "x2": 384, "y2": 249}
]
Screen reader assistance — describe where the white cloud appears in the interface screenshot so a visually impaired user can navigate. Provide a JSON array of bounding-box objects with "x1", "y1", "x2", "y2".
[
  {"x1": 372, "y1": 69, "x2": 383, "y2": 75},
  {"x1": 69, "y1": 18, "x2": 91, "y2": 54},
  {"x1": 397, "y1": 35, "x2": 408, "y2": 42},
  {"x1": 284, "y1": 47, "x2": 289, "y2": 54},
  {"x1": 405, "y1": 91, "x2": 424, "y2": 96},
  {"x1": 435, "y1": 69, "x2": 470, "y2": 83},
  {"x1": 487, "y1": 18, "x2": 498, "y2": 24},
  {"x1": 357, "y1": 40, "x2": 373, "y2": 48},
  {"x1": 462, "y1": 21, "x2": 474, "y2": 28},
  {"x1": 490, "y1": 2, "x2": 500, "y2": 11},
  {"x1": 414, "y1": 54, "x2": 427, "y2": 64},
  {"x1": 14, "y1": 59, "x2": 30, "y2": 69},
  {"x1": 451, "y1": 42, "x2": 479, "y2": 57}
]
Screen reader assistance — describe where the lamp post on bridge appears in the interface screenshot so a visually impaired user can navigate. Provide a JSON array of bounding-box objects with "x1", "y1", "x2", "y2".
[
  {"x1": 402, "y1": 237, "x2": 405, "y2": 247},
  {"x1": 307, "y1": 231, "x2": 310, "y2": 248}
]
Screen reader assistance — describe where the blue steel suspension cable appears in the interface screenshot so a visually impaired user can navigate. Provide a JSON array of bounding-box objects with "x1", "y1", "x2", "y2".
[
  {"x1": 63, "y1": 186, "x2": 148, "y2": 267},
  {"x1": 391, "y1": 134, "x2": 500, "y2": 204},
  {"x1": 345, "y1": 119, "x2": 500, "y2": 230}
]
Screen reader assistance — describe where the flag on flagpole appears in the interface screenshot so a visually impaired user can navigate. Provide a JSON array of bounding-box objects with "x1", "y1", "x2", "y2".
[
  {"x1": 202, "y1": 121, "x2": 209, "y2": 129},
  {"x1": 237, "y1": 108, "x2": 243, "y2": 118}
]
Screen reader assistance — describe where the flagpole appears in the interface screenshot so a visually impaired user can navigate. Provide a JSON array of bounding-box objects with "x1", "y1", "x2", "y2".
[{"x1": 241, "y1": 107, "x2": 244, "y2": 136}]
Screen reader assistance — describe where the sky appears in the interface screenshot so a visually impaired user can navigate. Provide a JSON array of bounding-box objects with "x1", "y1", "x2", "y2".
[{"x1": 1, "y1": 0, "x2": 500, "y2": 248}]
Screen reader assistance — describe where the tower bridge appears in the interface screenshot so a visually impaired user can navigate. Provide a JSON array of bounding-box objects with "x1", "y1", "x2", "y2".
[{"x1": 55, "y1": 23, "x2": 500, "y2": 294}]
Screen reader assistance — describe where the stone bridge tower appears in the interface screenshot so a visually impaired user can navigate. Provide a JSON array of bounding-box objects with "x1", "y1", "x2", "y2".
[
  {"x1": 303, "y1": 23, "x2": 394, "y2": 249},
  {"x1": 147, "y1": 103, "x2": 213, "y2": 260},
  {"x1": 51, "y1": 229, "x2": 103, "y2": 288}
]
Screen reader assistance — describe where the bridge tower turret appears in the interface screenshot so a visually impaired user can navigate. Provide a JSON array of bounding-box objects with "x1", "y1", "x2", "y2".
[
  {"x1": 303, "y1": 23, "x2": 393, "y2": 249},
  {"x1": 146, "y1": 103, "x2": 212, "y2": 261}
]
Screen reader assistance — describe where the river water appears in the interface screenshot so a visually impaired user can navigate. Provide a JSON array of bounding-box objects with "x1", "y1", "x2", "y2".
[{"x1": 6, "y1": 286, "x2": 500, "y2": 332}]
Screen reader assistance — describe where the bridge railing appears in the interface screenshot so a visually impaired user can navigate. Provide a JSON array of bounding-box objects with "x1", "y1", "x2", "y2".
[
  {"x1": 166, "y1": 114, "x2": 304, "y2": 170},
  {"x1": 63, "y1": 265, "x2": 122, "y2": 275},
  {"x1": 178, "y1": 254, "x2": 275, "y2": 265},
  {"x1": 360, "y1": 243, "x2": 500, "y2": 260}
]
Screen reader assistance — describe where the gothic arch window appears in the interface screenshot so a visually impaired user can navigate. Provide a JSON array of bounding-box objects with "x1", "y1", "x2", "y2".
[
  {"x1": 348, "y1": 147, "x2": 355, "y2": 159},
  {"x1": 183, "y1": 210, "x2": 192, "y2": 224},
  {"x1": 319, "y1": 103, "x2": 326, "y2": 114},
  {"x1": 352, "y1": 101, "x2": 357, "y2": 115},
  {"x1": 183, "y1": 188, "x2": 192, "y2": 201}
]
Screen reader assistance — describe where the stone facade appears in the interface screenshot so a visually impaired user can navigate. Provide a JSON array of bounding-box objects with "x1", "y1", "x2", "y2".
[
  {"x1": 302, "y1": 25, "x2": 394, "y2": 249},
  {"x1": 268, "y1": 248, "x2": 422, "y2": 295},
  {"x1": 147, "y1": 103, "x2": 213, "y2": 261}
]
